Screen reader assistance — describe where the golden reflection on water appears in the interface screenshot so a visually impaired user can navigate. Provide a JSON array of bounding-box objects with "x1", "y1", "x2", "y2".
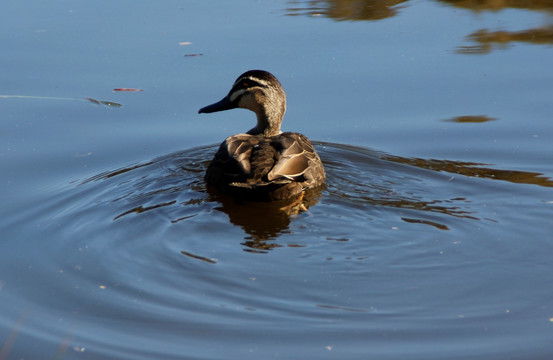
[
  {"x1": 287, "y1": 0, "x2": 553, "y2": 54},
  {"x1": 439, "y1": 0, "x2": 553, "y2": 12},
  {"x1": 287, "y1": 0, "x2": 553, "y2": 21},
  {"x1": 437, "y1": 0, "x2": 553, "y2": 54},
  {"x1": 286, "y1": 0, "x2": 407, "y2": 20},
  {"x1": 384, "y1": 155, "x2": 553, "y2": 188},
  {"x1": 440, "y1": 0, "x2": 553, "y2": 54},
  {"x1": 457, "y1": 26, "x2": 553, "y2": 54}
]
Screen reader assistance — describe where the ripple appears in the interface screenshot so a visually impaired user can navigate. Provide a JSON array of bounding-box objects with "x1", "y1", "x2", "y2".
[
  {"x1": 2, "y1": 142, "x2": 551, "y2": 359},
  {"x1": 62, "y1": 141, "x2": 552, "y2": 244}
]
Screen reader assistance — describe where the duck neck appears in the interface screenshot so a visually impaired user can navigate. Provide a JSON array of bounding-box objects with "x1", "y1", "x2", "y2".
[
  {"x1": 247, "y1": 115, "x2": 280, "y2": 136},
  {"x1": 248, "y1": 106, "x2": 284, "y2": 136},
  {"x1": 245, "y1": 85, "x2": 287, "y2": 137}
]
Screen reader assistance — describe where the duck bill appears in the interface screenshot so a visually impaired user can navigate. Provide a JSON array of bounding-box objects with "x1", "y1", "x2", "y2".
[{"x1": 198, "y1": 96, "x2": 237, "y2": 114}]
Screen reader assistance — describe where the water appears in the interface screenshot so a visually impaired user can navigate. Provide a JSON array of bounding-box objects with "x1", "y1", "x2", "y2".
[{"x1": 1, "y1": 1, "x2": 553, "y2": 359}]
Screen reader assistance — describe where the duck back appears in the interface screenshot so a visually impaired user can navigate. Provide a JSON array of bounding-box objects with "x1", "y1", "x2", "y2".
[{"x1": 205, "y1": 132, "x2": 325, "y2": 201}]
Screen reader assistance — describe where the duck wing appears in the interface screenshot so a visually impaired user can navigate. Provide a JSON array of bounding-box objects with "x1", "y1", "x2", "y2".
[
  {"x1": 267, "y1": 133, "x2": 325, "y2": 188},
  {"x1": 205, "y1": 132, "x2": 325, "y2": 199},
  {"x1": 204, "y1": 134, "x2": 260, "y2": 188}
]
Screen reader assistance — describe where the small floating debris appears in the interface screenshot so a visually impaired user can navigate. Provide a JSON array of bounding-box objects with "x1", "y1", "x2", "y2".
[
  {"x1": 326, "y1": 237, "x2": 349, "y2": 242},
  {"x1": 402, "y1": 217, "x2": 450, "y2": 231},
  {"x1": 443, "y1": 115, "x2": 497, "y2": 123},
  {"x1": 85, "y1": 97, "x2": 122, "y2": 107},
  {"x1": 113, "y1": 200, "x2": 176, "y2": 220},
  {"x1": 73, "y1": 152, "x2": 93, "y2": 158},
  {"x1": 112, "y1": 88, "x2": 143, "y2": 92},
  {"x1": 181, "y1": 251, "x2": 216, "y2": 264}
]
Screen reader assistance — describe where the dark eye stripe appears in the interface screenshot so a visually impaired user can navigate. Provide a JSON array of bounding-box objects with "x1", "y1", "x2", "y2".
[{"x1": 231, "y1": 78, "x2": 266, "y2": 93}]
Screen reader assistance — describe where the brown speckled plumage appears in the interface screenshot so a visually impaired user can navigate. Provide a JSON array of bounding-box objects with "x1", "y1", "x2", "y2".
[{"x1": 199, "y1": 70, "x2": 325, "y2": 201}]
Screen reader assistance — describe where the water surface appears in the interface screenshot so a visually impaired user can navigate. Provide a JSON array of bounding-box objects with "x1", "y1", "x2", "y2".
[{"x1": 1, "y1": 1, "x2": 553, "y2": 359}]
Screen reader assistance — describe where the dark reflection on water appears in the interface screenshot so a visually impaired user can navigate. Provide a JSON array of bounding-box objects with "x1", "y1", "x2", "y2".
[
  {"x1": 209, "y1": 186, "x2": 324, "y2": 250},
  {"x1": 83, "y1": 143, "x2": 460, "y2": 242},
  {"x1": 457, "y1": 26, "x2": 553, "y2": 54},
  {"x1": 82, "y1": 147, "x2": 323, "y2": 246},
  {"x1": 286, "y1": 0, "x2": 407, "y2": 20},
  {"x1": 384, "y1": 153, "x2": 553, "y2": 188},
  {"x1": 439, "y1": 0, "x2": 553, "y2": 12},
  {"x1": 321, "y1": 143, "x2": 481, "y2": 225},
  {"x1": 80, "y1": 142, "x2": 552, "y2": 245}
]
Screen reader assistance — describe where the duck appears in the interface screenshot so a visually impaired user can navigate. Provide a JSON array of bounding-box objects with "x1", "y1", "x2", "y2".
[{"x1": 198, "y1": 70, "x2": 325, "y2": 201}]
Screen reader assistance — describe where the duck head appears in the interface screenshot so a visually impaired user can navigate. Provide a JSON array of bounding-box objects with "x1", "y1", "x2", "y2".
[{"x1": 198, "y1": 70, "x2": 286, "y2": 136}]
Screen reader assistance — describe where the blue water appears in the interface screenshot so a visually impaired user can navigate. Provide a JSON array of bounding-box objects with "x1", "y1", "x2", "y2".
[{"x1": 1, "y1": 1, "x2": 553, "y2": 359}]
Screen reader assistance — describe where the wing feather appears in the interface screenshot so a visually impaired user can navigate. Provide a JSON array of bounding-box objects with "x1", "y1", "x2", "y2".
[{"x1": 205, "y1": 132, "x2": 325, "y2": 200}]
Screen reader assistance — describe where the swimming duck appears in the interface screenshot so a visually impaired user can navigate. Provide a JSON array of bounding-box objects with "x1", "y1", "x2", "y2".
[{"x1": 198, "y1": 70, "x2": 325, "y2": 201}]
